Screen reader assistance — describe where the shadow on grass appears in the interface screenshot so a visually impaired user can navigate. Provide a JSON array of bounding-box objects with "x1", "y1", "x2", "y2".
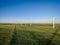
[
  {"x1": 10, "y1": 29, "x2": 55, "y2": 45},
  {"x1": 45, "y1": 27, "x2": 60, "y2": 45}
]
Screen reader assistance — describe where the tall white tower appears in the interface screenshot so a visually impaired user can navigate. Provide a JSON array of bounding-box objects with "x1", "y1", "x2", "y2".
[{"x1": 53, "y1": 17, "x2": 55, "y2": 29}]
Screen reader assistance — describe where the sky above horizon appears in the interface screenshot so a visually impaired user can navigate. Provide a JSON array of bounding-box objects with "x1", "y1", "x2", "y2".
[{"x1": 0, "y1": 0, "x2": 60, "y2": 23}]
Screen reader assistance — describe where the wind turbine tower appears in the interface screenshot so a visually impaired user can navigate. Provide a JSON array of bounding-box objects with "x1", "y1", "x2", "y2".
[{"x1": 53, "y1": 17, "x2": 55, "y2": 29}]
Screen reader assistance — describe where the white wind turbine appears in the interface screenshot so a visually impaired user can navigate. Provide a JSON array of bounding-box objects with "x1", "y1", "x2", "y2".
[{"x1": 53, "y1": 17, "x2": 55, "y2": 29}]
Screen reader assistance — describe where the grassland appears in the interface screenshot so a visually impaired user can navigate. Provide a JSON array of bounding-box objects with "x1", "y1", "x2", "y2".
[{"x1": 0, "y1": 24, "x2": 60, "y2": 45}]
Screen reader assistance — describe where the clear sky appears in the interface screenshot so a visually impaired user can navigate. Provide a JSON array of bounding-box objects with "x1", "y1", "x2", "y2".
[{"x1": 0, "y1": 0, "x2": 60, "y2": 23}]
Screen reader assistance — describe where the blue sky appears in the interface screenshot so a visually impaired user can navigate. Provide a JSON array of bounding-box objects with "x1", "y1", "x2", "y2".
[{"x1": 0, "y1": 0, "x2": 60, "y2": 23}]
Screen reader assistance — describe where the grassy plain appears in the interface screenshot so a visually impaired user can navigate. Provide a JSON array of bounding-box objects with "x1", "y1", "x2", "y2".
[{"x1": 0, "y1": 24, "x2": 60, "y2": 45}]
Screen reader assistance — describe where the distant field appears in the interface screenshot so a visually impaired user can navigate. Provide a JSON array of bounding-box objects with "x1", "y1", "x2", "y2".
[{"x1": 0, "y1": 24, "x2": 60, "y2": 45}]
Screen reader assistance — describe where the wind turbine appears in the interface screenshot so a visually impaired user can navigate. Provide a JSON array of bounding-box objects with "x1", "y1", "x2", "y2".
[{"x1": 53, "y1": 17, "x2": 55, "y2": 29}]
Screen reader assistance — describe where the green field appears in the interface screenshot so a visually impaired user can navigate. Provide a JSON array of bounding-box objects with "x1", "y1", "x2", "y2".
[{"x1": 0, "y1": 24, "x2": 60, "y2": 45}]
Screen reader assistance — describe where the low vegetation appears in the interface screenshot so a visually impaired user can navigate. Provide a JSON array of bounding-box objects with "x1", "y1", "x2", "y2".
[{"x1": 0, "y1": 24, "x2": 60, "y2": 45}]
